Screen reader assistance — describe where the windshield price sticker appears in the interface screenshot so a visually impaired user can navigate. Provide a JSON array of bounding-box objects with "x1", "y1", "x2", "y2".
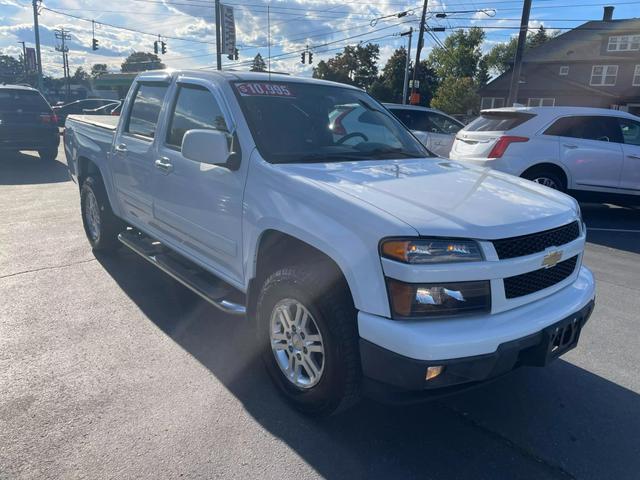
[{"x1": 235, "y1": 82, "x2": 295, "y2": 97}]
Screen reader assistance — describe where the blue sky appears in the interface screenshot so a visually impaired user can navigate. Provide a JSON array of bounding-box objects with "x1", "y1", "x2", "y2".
[{"x1": 0, "y1": 0, "x2": 638, "y2": 78}]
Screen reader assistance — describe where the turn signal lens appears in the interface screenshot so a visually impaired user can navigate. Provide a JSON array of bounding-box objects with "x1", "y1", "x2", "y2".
[
  {"x1": 387, "y1": 278, "x2": 491, "y2": 318},
  {"x1": 426, "y1": 366, "x2": 444, "y2": 381},
  {"x1": 381, "y1": 238, "x2": 483, "y2": 264}
]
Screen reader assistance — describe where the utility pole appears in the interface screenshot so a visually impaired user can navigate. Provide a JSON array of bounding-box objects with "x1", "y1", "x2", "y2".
[
  {"x1": 507, "y1": 0, "x2": 532, "y2": 106},
  {"x1": 55, "y1": 28, "x2": 71, "y2": 102},
  {"x1": 410, "y1": 0, "x2": 428, "y2": 104},
  {"x1": 18, "y1": 41, "x2": 27, "y2": 78},
  {"x1": 401, "y1": 28, "x2": 413, "y2": 105},
  {"x1": 214, "y1": 0, "x2": 222, "y2": 70},
  {"x1": 31, "y1": 0, "x2": 43, "y2": 92}
]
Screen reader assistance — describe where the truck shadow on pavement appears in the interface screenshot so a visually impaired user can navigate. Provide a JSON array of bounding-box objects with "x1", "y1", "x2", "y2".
[
  {"x1": 581, "y1": 202, "x2": 640, "y2": 254},
  {"x1": 96, "y1": 250, "x2": 640, "y2": 480},
  {"x1": 0, "y1": 151, "x2": 70, "y2": 185}
]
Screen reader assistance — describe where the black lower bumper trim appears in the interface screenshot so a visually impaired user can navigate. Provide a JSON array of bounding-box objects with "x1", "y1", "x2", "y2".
[{"x1": 359, "y1": 299, "x2": 595, "y2": 402}]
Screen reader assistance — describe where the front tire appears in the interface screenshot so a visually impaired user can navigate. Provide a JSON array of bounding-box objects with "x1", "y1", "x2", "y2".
[
  {"x1": 80, "y1": 175, "x2": 124, "y2": 252},
  {"x1": 38, "y1": 148, "x2": 58, "y2": 161},
  {"x1": 256, "y1": 265, "x2": 361, "y2": 416},
  {"x1": 522, "y1": 168, "x2": 566, "y2": 192}
]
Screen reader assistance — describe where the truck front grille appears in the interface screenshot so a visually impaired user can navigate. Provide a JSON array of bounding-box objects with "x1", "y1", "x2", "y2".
[
  {"x1": 493, "y1": 221, "x2": 580, "y2": 260},
  {"x1": 504, "y1": 255, "x2": 578, "y2": 299}
]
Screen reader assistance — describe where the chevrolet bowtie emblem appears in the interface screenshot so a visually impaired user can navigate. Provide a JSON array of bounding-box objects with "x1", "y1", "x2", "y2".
[{"x1": 542, "y1": 250, "x2": 563, "y2": 268}]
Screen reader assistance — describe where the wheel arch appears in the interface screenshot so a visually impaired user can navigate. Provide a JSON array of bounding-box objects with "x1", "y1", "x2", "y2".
[
  {"x1": 246, "y1": 229, "x2": 358, "y2": 325},
  {"x1": 520, "y1": 162, "x2": 570, "y2": 190}
]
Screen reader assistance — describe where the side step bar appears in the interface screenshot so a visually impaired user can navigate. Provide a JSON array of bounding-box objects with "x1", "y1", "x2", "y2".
[{"x1": 118, "y1": 229, "x2": 246, "y2": 315}]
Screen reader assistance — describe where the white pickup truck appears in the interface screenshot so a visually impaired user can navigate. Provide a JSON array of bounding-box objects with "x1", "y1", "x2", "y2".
[{"x1": 64, "y1": 70, "x2": 595, "y2": 415}]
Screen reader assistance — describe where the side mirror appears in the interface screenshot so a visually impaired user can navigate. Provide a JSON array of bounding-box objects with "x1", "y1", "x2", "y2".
[{"x1": 181, "y1": 129, "x2": 230, "y2": 165}]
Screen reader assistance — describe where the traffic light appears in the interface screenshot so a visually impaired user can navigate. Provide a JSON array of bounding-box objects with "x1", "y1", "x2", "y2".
[
  {"x1": 92, "y1": 38, "x2": 99, "y2": 51},
  {"x1": 161, "y1": 41, "x2": 167, "y2": 54},
  {"x1": 154, "y1": 41, "x2": 158, "y2": 54},
  {"x1": 227, "y1": 48, "x2": 238, "y2": 61},
  {"x1": 300, "y1": 52, "x2": 305, "y2": 64},
  {"x1": 308, "y1": 51, "x2": 313, "y2": 64}
]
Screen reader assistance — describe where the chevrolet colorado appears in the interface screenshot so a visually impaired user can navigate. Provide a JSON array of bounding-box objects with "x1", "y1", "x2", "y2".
[{"x1": 64, "y1": 70, "x2": 595, "y2": 415}]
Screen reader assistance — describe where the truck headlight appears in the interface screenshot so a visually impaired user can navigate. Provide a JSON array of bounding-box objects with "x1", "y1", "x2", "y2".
[
  {"x1": 387, "y1": 279, "x2": 491, "y2": 318},
  {"x1": 381, "y1": 238, "x2": 483, "y2": 264}
]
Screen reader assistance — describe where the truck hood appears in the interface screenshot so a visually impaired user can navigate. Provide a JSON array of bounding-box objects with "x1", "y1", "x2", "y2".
[{"x1": 278, "y1": 158, "x2": 579, "y2": 239}]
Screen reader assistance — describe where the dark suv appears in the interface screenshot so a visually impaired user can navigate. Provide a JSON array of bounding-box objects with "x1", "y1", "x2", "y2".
[{"x1": 0, "y1": 85, "x2": 60, "y2": 161}]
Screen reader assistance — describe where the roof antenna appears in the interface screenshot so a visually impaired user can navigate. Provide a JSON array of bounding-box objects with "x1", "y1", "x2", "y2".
[{"x1": 267, "y1": 4, "x2": 271, "y2": 80}]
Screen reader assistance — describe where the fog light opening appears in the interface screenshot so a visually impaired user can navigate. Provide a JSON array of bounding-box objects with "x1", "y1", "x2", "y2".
[{"x1": 425, "y1": 365, "x2": 444, "y2": 381}]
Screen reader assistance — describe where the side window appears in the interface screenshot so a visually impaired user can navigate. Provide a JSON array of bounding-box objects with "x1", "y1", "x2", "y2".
[
  {"x1": 544, "y1": 116, "x2": 622, "y2": 143},
  {"x1": 391, "y1": 110, "x2": 431, "y2": 132},
  {"x1": 619, "y1": 118, "x2": 640, "y2": 146},
  {"x1": 166, "y1": 84, "x2": 228, "y2": 148},
  {"x1": 428, "y1": 113, "x2": 462, "y2": 134},
  {"x1": 125, "y1": 83, "x2": 169, "y2": 138}
]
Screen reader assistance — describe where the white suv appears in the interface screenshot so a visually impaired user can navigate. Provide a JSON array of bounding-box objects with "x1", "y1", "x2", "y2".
[{"x1": 450, "y1": 107, "x2": 640, "y2": 200}]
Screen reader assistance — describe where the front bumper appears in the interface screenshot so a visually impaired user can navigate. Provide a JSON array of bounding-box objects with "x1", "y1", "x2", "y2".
[{"x1": 358, "y1": 266, "x2": 596, "y2": 400}]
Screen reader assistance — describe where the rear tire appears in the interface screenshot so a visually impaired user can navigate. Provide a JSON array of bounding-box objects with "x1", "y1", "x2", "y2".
[
  {"x1": 256, "y1": 265, "x2": 361, "y2": 416},
  {"x1": 522, "y1": 167, "x2": 566, "y2": 192},
  {"x1": 38, "y1": 148, "x2": 58, "y2": 161},
  {"x1": 80, "y1": 175, "x2": 124, "y2": 252}
]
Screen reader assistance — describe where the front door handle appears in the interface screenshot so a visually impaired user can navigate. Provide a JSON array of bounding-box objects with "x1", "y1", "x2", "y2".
[
  {"x1": 563, "y1": 143, "x2": 578, "y2": 149},
  {"x1": 155, "y1": 157, "x2": 174, "y2": 174},
  {"x1": 114, "y1": 143, "x2": 127, "y2": 153},
  {"x1": 627, "y1": 154, "x2": 640, "y2": 160}
]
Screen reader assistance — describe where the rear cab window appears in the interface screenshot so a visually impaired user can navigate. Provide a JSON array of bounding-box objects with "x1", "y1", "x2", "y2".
[
  {"x1": 125, "y1": 82, "x2": 169, "y2": 139},
  {"x1": 0, "y1": 89, "x2": 51, "y2": 113},
  {"x1": 465, "y1": 112, "x2": 536, "y2": 132}
]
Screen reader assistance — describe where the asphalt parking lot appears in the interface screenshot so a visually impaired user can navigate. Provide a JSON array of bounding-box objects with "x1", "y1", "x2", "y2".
[{"x1": 1, "y1": 145, "x2": 639, "y2": 480}]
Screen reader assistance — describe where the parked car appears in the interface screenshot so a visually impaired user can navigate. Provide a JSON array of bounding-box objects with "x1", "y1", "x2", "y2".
[
  {"x1": 64, "y1": 71, "x2": 595, "y2": 415},
  {"x1": 450, "y1": 107, "x2": 640, "y2": 201},
  {"x1": 53, "y1": 98, "x2": 118, "y2": 126},
  {"x1": 384, "y1": 103, "x2": 465, "y2": 157},
  {"x1": 0, "y1": 84, "x2": 60, "y2": 160}
]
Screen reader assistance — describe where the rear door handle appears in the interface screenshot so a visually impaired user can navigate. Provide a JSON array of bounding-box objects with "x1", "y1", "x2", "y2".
[
  {"x1": 563, "y1": 144, "x2": 578, "y2": 149},
  {"x1": 154, "y1": 157, "x2": 174, "y2": 174},
  {"x1": 114, "y1": 143, "x2": 127, "y2": 153},
  {"x1": 627, "y1": 154, "x2": 640, "y2": 160}
]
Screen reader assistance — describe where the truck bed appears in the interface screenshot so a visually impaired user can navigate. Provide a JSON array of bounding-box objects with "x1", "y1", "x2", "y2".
[{"x1": 66, "y1": 114, "x2": 119, "y2": 131}]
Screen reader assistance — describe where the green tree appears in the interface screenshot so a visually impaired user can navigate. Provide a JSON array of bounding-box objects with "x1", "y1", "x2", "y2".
[
  {"x1": 369, "y1": 46, "x2": 407, "y2": 103},
  {"x1": 250, "y1": 53, "x2": 267, "y2": 72},
  {"x1": 0, "y1": 55, "x2": 24, "y2": 84},
  {"x1": 430, "y1": 76, "x2": 479, "y2": 114},
  {"x1": 121, "y1": 52, "x2": 165, "y2": 73},
  {"x1": 484, "y1": 27, "x2": 557, "y2": 75},
  {"x1": 90, "y1": 63, "x2": 108, "y2": 78},
  {"x1": 72, "y1": 67, "x2": 89, "y2": 84},
  {"x1": 427, "y1": 27, "x2": 485, "y2": 81},
  {"x1": 475, "y1": 57, "x2": 490, "y2": 87},
  {"x1": 313, "y1": 43, "x2": 380, "y2": 90}
]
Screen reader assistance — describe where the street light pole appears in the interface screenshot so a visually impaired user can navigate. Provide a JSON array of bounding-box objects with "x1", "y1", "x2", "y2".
[
  {"x1": 410, "y1": 0, "x2": 428, "y2": 104},
  {"x1": 401, "y1": 28, "x2": 413, "y2": 105},
  {"x1": 507, "y1": 0, "x2": 532, "y2": 106},
  {"x1": 215, "y1": 0, "x2": 222, "y2": 70},
  {"x1": 32, "y1": 0, "x2": 43, "y2": 92}
]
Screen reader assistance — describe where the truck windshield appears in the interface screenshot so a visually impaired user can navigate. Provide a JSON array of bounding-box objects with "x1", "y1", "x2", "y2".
[{"x1": 232, "y1": 80, "x2": 430, "y2": 164}]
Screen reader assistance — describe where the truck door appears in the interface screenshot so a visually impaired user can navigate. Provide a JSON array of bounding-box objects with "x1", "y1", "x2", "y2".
[
  {"x1": 111, "y1": 81, "x2": 169, "y2": 226},
  {"x1": 151, "y1": 80, "x2": 244, "y2": 284}
]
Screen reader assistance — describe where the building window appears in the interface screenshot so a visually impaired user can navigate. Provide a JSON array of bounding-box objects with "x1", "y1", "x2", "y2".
[
  {"x1": 590, "y1": 65, "x2": 618, "y2": 86},
  {"x1": 607, "y1": 35, "x2": 640, "y2": 51},
  {"x1": 559, "y1": 66, "x2": 569, "y2": 76},
  {"x1": 527, "y1": 98, "x2": 556, "y2": 107},
  {"x1": 634, "y1": 65, "x2": 640, "y2": 86},
  {"x1": 480, "y1": 97, "x2": 505, "y2": 109}
]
